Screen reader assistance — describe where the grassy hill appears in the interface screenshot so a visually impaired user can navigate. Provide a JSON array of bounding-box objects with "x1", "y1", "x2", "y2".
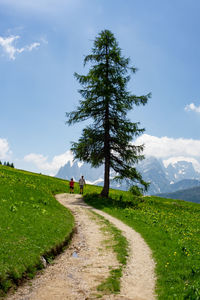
[
  {"x1": 0, "y1": 165, "x2": 200, "y2": 299},
  {"x1": 0, "y1": 165, "x2": 75, "y2": 296},
  {"x1": 84, "y1": 190, "x2": 200, "y2": 299}
]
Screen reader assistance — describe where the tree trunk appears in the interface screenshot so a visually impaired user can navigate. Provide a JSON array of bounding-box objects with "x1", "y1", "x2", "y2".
[
  {"x1": 101, "y1": 40, "x2": 110, "y2": 198},
  {"x1": 101, "y1": 95, "x2": 110, "y2": 197},
  {"x1": 101, "y1": 151, "x2": 110, "y2": 197}
]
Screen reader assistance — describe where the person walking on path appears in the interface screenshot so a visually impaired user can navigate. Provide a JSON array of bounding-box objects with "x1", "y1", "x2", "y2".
[
  {"x1": 69, "y1": 178, "x2": 74, "y2": 194},
  {"x1": 79, "y1": 175, "x2": 86, "y2": 194}
]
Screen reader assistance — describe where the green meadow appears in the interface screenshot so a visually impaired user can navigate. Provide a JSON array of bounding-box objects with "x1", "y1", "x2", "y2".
[
  {"x1": 84, "y1": 190, "x2": 200, "y2": 299},
  {"x1": 0, "y1": 165, "x2": 200, "y2": 299},
  {"x1": 0, "y1": 165, "x2": 75, "y2": 295}
]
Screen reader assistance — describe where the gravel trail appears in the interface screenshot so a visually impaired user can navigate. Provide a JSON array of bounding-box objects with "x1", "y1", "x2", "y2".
[{"x1": 6, "y1": 193, "x2": 156, "y2": 300}]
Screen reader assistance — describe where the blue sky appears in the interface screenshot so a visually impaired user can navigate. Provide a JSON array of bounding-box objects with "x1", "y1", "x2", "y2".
[{"x1": 1, "y1": 0, "x2": 200, "y2": 175}]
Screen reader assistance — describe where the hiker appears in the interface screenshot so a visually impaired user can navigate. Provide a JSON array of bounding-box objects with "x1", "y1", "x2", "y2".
[
  {"x1": 79, "y1": 175, "x2": 86, "y2": 194},
  {"x1": 69, "y1": 178, "x2": 74, "y2": 194}
]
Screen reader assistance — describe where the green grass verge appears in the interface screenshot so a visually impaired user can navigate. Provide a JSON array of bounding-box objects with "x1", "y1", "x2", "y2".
[
  {"x1": 89, "y1": 211, "x2": 128, "y2": 296},
  {"x1": 84, "y1": 191, "x2": 200, "y2": 300},
  {"x1": 0, "y1": 165, "x2": 75, "y2": 296}
]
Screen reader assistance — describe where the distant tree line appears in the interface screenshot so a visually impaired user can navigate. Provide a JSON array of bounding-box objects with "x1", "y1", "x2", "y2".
[{"x1": 0, "y1": 161, "x2": 15, "y2": 168}]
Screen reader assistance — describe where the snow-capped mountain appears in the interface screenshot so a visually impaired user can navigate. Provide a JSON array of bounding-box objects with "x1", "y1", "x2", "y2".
[
  {"x1": 164, "y1": 161, "x2": 199, "y2": 183},
  {"x1": 55, "y1": 156, "x2": 200, "y2": 194},
  {"x1": 136, "y1": 157, "x2": 169, "y2": 194},
  {"x1": 56, "y1": 161, "x2": 104, "y2": 185},
  {"x1": 136, "y1": 157, "x2": 200, "y2": 194}
]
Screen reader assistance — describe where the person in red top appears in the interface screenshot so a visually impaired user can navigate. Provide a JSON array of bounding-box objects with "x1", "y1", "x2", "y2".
[{"x1": 69, "y1": 178, "x2": 74, "y2": 194}]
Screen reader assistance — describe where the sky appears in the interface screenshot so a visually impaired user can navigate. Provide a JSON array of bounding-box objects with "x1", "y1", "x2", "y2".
[{"x1": 1, "y1": 0, "x2": 200, "y2": 176}]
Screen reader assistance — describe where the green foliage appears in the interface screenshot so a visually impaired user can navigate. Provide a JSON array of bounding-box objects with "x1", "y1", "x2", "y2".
[
  {"x1": 129, "y1": 185, "x2": 144, "y2": 196},
  {"x1": 66, "y1": 29, "x2": 150, "y2": 197},
  {"x1": 0, "y1": 165, "x2": 74, "y2": 296},
  {"x1": 97, "y1": 268, "x2": 122, "y2": 294},
  {"x1": 84, "y1": 187, "x2": 200, "y2": 299}
]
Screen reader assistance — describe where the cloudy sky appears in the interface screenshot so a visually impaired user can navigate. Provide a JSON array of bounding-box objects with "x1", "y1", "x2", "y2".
[{"x1": 1, "y1": 0, "x2": 200, "y2": 175}]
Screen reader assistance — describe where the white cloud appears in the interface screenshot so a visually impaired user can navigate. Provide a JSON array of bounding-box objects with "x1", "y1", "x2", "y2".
[
  {"x1": 0, "y1": 138, "x2": 12, "y2": 160},
  {"x1": 0, "y1": 35, "x2": 19, "y2": 60},
  {"x1": 0, "y1": 35, "x2": 40, "y2": 60},
  {"x1": 24, "y1": 153, "x2": 48, "y2": 166},
  {"x1": 163, "y1": 157, "x2": 200, "y2": 172},
  {"x1": 24, "y1": 150, "x2": 74, "y2": 176},
  {"x1": 26, "y1": 42, "x2": 40, "y2": 52},
  {"x1": 184, "y1": 103, "x2": 200, "y2": 113},
  {"x1": 22, "y1": 134, "x2": 200, "y2": 176},
  {"x1": 135, "y1": 134, "x2": 200, "y2": 159}
]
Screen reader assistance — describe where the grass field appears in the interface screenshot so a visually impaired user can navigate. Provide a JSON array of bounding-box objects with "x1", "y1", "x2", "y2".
[
  {"x1": 1, "y1": 165, "x2": 200, "y2": 299},
  {"x1": 0, "y1": 165, "x2": 75, "y2": 296},
  {"x1": 84, "y1": 189, "x2": 200, "y2": 299}
]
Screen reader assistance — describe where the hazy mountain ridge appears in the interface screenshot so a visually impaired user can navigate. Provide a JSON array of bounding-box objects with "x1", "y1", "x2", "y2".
[
  {"x1": 156, "y1": 186, "x2": 200, "y2": 204},
  {"x1": 55, "y1": 156, "x2": 200, "y2": 195}
]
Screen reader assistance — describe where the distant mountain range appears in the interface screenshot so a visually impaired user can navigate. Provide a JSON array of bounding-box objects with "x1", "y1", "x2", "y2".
[
  {"x1": 55, "y1": 156, "x2": 200, "y2": 200},
  {"x1": 136, "y1": 157, "x2": 200, "y2": 194},
  {"x1": 156, "y1": 185, "x2": 200, "y2": 204},
  {"x1": 56, "y1": 161, "x2": 104, "y2": 185}
]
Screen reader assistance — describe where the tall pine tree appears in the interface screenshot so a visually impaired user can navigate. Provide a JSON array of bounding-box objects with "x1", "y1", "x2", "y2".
[{"x1": 66, "y1": 29, "x2": 150, "y2": 197}]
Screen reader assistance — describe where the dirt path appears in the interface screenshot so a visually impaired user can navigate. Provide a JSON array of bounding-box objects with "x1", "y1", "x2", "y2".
[{"x1": 6, "y1": 193, "x2": 156, "y2": 300}]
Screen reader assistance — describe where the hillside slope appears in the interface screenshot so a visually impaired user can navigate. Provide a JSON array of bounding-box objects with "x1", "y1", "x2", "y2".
[
  {"x1": 157, "y1": 185, "x2": 200, "y2": 203},
  {"x1": 0, "y1": 166, "x2": 74, "y2": 296},
  {"x1": 85, "y1": 192, "x2": 200, "y2": 299}
]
